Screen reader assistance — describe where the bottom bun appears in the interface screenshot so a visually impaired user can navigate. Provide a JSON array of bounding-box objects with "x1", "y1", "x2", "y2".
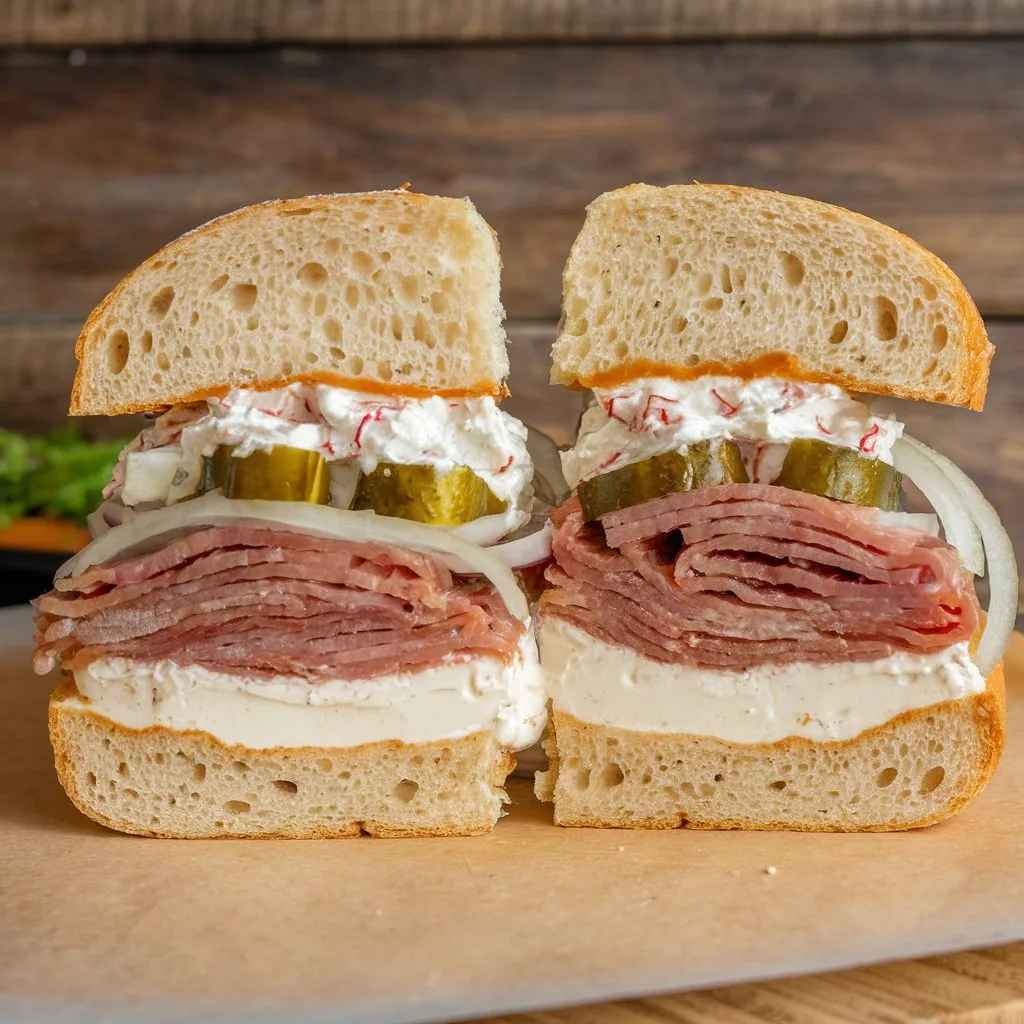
[
  {"x1": 535, "y1": 663, "x2": 1005, "y2": 831},
  {"x1": 49, "y1": 679, "x2": 515, "y2": 838}
]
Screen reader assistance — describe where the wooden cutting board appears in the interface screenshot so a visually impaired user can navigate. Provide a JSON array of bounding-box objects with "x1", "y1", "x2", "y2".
[{"x1": 1, "y1": 604, "x2": 1022, "y2": 1023}]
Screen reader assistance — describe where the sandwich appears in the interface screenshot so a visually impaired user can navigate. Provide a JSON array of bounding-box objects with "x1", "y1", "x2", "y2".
[
  {"x1": 33, "y1": 190, "x2": 551, "y2": 838},
  {"x1": 535, "y1": 183, "x2": 1015, "y2": 831}
]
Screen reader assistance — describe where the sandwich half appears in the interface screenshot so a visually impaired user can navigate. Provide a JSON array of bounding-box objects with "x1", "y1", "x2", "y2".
[
  {"x1": 34, "y1": 190, "x2": 551, "y2": 838},
  {"x1": 536, "y1": 184, "x2": 1015, "y2": 831}
]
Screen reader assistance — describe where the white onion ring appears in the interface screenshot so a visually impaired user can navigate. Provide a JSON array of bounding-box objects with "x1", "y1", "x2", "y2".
[
  {"x1": 891, "y1": 440, "x2": 984, "y2": 575},
  {"x1": 526, "y1": 425, "x2": 570, "y2": 507},
  {"x1": 57, "y1": 492, "x2": 530, "y2": 625},
  {"x1": 449, "y1": 509, "x2": 552, "y2": 567},
  {"x1": 447, "y1": 507, "x2": 530, "y2": 547},
  {"x1": 86, "y1": 502, "x2": 122, "y2": 539},
  {"x1": 894, "y1": 435, "x2": 1017, "y2": 677},
  {"x1": 487, "y1": 521, "x2": 552, "y2": 568}
]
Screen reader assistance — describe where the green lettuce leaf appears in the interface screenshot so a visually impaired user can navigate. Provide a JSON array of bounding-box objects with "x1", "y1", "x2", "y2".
[{"x1": 0, "y1": 426, "x2": 129, "y2": 528}]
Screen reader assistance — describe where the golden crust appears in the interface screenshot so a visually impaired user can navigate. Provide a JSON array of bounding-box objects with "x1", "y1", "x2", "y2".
[
  {"x1": 70, "y1": 191, "x2": 507, "y2": 415},
  {"x1": 553, "y1": 183, "x2": 992, "y2": 411},
  {"x1": 49, "y1": 679, "x2": 514, "y2": 839},
  {"x1": 540, "y1": 661, "x2": 1005, "y2": 832}
]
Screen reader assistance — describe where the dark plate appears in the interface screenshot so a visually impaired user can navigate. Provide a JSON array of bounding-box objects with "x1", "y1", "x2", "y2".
[{"x1": 0, "y1": 549, "x2": 66, "y2": 606}]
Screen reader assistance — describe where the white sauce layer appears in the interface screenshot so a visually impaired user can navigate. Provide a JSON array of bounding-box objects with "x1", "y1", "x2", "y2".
[
  {"x1": 72, "y1": 637, "x2": 547, "y2": 751},
  {"x1": 114, "y1": 382, "x2": 533, "y2": 519},
  {"x1": 539, "y1": 618, "x2": 984, "y2": 744},
  {"x1": 562, "y1": 376, "x2": 903, "y2": 488}
]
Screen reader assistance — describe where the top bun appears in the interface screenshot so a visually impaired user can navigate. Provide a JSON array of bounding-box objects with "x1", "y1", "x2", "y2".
[
  {"x1": 552, "y1": 184, "x2": 992, "y2": 409},
  {"x1": 71, "y1": 191, "x2": 509, "y2": 415}
]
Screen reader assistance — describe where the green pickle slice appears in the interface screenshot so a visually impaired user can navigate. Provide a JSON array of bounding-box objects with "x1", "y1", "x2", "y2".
[
  {"x1": 351, "y1": 463, "x2": 507, "y2": 525},
  {"x1": 774, "y1": 438, "x2": 903, "y2": 510},
  {"x1": 577, "y1": 439, "x2": 749, "y2": 521},
  {"x1": 202, "y1": 445, "x2": 330, "y2": 504}
]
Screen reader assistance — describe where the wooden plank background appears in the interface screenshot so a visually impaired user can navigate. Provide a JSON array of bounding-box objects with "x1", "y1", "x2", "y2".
[
  {"x1": 5, "y1": 0, "x2": 1024, "y2": 44},
  {"x1": 3, "y1": 41, "x2": 1024, "y2": 330}
]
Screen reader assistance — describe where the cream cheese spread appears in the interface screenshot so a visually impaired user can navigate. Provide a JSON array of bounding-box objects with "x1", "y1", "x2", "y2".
[
  {"x1": 116, "y1": 382, "x2": 533, "y2": 515},
  {"x1": 539, "y1": 618, "x2": 984, "y2": 744},
  {"x1": 562, "y1": 376, "x2": 903, "y2": 488},
  {"x1": 71, "y1": 636, "x2": 547, "y2": 751}
]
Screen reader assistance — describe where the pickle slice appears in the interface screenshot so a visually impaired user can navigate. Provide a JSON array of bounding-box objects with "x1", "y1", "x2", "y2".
[
  {"x1": 577, "y1": 439, "x2": 749, "y2": 521},
  {"x1": 351, "y1": 463, "x2": 507, "y2": 525},
  {"x1": 202, "y1": 445, "x2": 330, "y2": 504},
  {"x1": 773, "y1": 438, "x2": 903, "y2": 510}
]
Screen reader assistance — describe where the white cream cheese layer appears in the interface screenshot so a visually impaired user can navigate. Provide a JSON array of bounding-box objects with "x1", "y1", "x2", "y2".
[
  {"x1": 113, "y1": 382, "x2": 533, "y2": 514},
  {"x1": 562, "y1": 376, "x2": 903, "y2": 488},
  {"x1": 539, "y1": 618, "x2": 985, "y2": 744},
  {"x1": 71, "y1": 637, "x2": 547, "y2": 751}
]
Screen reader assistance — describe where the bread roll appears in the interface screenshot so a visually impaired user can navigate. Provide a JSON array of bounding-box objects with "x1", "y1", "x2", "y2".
[
  {"x1": 539, "y1": 183, "x2": 1006, "y2": 833},
  {"x1": 72, "y1": 191, "x2": 508, "y2": 416},
  {"x1": 41, "y1": 189, "x2": 541, "y2": 840},
  {"x1": 535, "y1": 666, "x2": 1004, "y2": 832},
  {"x1": 50, "y1": 679, "x2": 514, "y2": 838},
  {"x1": 552, "y1": 184, "x2": 991, "y2": 409}
]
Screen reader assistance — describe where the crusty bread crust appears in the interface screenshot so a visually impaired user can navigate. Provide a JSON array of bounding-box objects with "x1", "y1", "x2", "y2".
[
  {"x1": 71, "y1": 190, "x2": 509, "y2": 415},
  {"x1": 535, "y1": 663, "x2": 1005, "y2": 831},
  {"x1": 50, "y1": 679, "x2": 515, "y2": 838},
  {"x1": 552, "y1": 184, "x2": 992, "y2": 410}
]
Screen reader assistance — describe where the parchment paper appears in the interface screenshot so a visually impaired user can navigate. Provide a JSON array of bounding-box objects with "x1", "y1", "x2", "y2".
[{"x1": 1, "y1": 606, "x2": 1021, "y2": 1024}]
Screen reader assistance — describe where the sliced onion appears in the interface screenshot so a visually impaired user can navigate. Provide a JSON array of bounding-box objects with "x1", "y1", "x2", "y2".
[
  {"x1": 526, "y1": 425, "x2": 570, "y2": 507},
  {"x1": 328, "y1": 462, "x2": 359, "y2": 510},
  {"x1": 57, "y1": 492, "x2": 530, "y2": 624},
  {"x1": 488, "y1": 521, "x2": 552, "y2": 568},
  {"x1": 447, "y1": 507, "x2": 530, "y2": 547},
  {"x1": 121, "y1": 447, "x2": 182, "y2": 507},
  {"x1": 894, "y1": 435, "x2": 1018, "y2": 677},
  {"x1": 873, "y1": 510, "x2": 940, "y2": 536},
  {"x1": 87, "y1": 497, "x2": 131, "y2": 539},
  {"x1": 86, "y1": 506, "x2": 113, "y2": 540},
  {"x1": 891, "y1": 439, "x2": 984, "y2": 575}
]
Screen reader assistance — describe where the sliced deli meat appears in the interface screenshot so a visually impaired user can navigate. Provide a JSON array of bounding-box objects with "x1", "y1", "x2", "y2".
[
  {"x1": 40, "y1": 527, "x2": 452, "y2": 612},
  {"x1": 542, "y1": 483, "x2": 980, "y2": 670},
  {"x1": 34, "y1": 525, "x2": 524, "y2": 681}
]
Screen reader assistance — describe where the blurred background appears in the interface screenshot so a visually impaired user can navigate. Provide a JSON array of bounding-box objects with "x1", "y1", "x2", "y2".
[{"x1": 0, "y1": 0, "x2": 1022, "y2": 611}]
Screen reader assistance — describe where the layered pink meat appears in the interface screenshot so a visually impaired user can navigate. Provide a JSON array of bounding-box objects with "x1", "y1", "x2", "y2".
[
  {"x1": 543, "y1": 484, "x2": 979, "y2": 669},
  {"x1": 33, "y1": 525, "x2": 523, "y2": 681}
]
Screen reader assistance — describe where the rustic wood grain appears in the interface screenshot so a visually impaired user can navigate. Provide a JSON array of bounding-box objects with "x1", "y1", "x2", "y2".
[
  {"x1": 482, "y1": 943, "x2": 1024, "y2": 1023},
  {"x1": 0, "y1": 321, "x2": 142, "y2": 439},
  {"x1": 5, "y1": 0, "x2": 1024, "y2": 45},
  {"x1": 3, "y1": 43, "x2": 1024, "y2": 322}
]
